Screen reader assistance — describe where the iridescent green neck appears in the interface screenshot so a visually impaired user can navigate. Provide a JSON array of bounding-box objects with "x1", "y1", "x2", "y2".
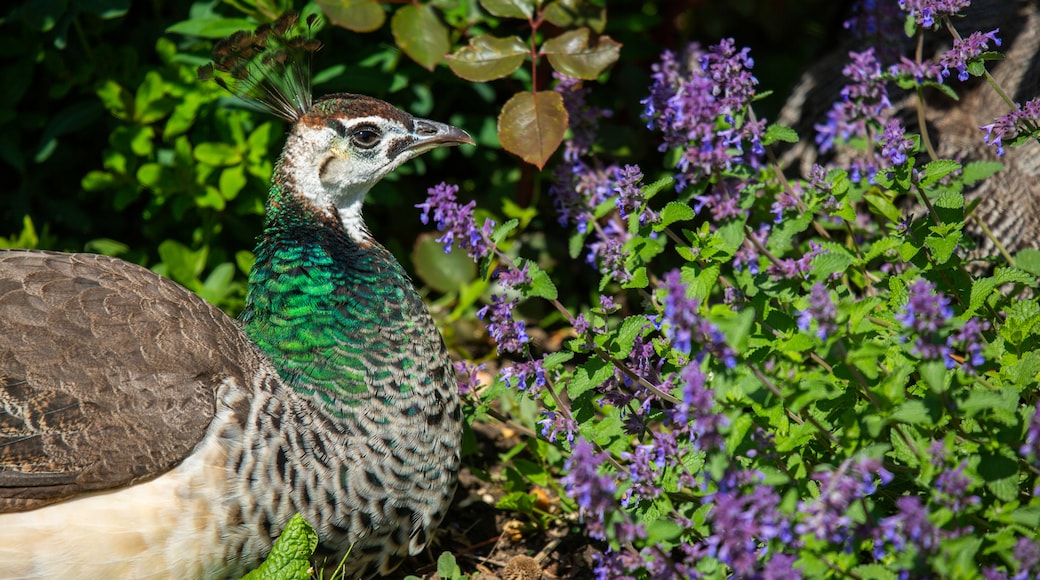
[{"x1": 240, "y1": 182, "x2": 420, "y2": 415}]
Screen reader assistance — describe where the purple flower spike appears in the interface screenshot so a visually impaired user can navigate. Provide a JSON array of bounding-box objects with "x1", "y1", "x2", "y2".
[{"x1": 417, "y1": 182, "x2": 493, "y2": 260}]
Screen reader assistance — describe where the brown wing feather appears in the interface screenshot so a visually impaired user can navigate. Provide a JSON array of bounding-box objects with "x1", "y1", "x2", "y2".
[{"x1": 0, "y1": 250, "x2": 258, "y2": 512}]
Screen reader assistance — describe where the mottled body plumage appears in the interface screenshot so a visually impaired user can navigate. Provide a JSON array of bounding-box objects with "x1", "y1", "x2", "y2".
[{"x1": 0, "y1": 11, "x2": 468, "y2": 579}]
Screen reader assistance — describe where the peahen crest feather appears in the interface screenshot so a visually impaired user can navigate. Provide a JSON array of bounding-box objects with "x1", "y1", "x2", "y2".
[{"x1": 198, "y1": 11, "x2": 322, "y2": 122}]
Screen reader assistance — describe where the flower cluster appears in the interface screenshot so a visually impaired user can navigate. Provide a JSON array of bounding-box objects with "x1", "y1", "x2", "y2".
[
  {"x1": 704, "y1": 471, "x2": 796, "y2": 576},
  {"x1": 897, "y1": 279, "x2": 953, "y2": 361},
  {"x1": 642, "y1": 39, "x2": 763, "y2": 190},
  {"x1": 561, "y1": 438, "x2": 620, "y2": 540},
  {"x1": 938, "y1": 29, "x2": 1001, "y2": 82},
  {"x1": 767, "y1": 241, "x2": 827, "y2": 281},
  {"x1": 981, "y1": 97, "x2": 1040, "y2": 156},
  {"x1": 660, "y1": 269, "x2": 737, "y2": 367},
  {"x1": 796, "y1": 457, "x2": 894, "y2": 547},
  {"x1": 475, "y1": 294, "x2": 529, "y2": 354},
  {"x1": 947, "y1": 317, "x2": 989, "y2": 373},
  {"x1": 879, "y1": 118, "x2": 913, "y2": 167},
  {"x1": 416, "y1": 182, "x2": 493, "y2": 260},
  {"x1": 797, "y1": 283, "x2": 839, "y2": 340},
  {"x1": 873, "y1": 495, "x2": 942, "y2": 556},
  {"x1": 816, "y1": 49, "x2": 892, "y2": 182},
  {"x1": 614, "y1": 164, "x2": 657, "y2": 225},
  {"x1": 898, "y1": 0, "x2": 970, "y2": 28}
]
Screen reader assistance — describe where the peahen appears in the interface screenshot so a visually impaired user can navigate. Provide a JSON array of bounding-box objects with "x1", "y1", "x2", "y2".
[{"x1": 0, "y1": 12, "x2": 469, "y2": 579}]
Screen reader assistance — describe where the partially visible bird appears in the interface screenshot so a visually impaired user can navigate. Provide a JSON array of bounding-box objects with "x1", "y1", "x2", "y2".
[{"x1": 0, "y1": 11, "x2": 470, "y2": 579}]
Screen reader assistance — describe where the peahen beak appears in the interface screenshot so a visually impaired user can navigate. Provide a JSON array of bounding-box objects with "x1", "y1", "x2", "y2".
[{"x1": 409, "y1": 118, "x2": 475, "y2": 153}]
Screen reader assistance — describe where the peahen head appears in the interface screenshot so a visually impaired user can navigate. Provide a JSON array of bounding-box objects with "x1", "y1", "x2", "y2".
[{"x1": 199, "y1": 12, "x2": 472, "y2": 239}]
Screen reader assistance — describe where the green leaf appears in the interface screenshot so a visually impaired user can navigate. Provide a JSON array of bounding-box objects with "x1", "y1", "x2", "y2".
[
  {"x1": 1015, "y1": 249, "x2": 1040, "y2": 276},
  {"x1": 156, "y1": 240, "x2": 207, "y2": 288},
  {"x1": 521, "y1": 259, "x2": 558, "y2": 300},
  {"x1": 614, "y1": 315, "x2": 648, "y2": 358},
  {"x1": 541, "y1": 28, "x2": 621, "y2": 80},
  {"x1": 96, "y1": 80, "x2": 132, "y2": 120},
  {"x1": 961, "y1": 160, "x2": 1004, "y2": 185},
  {"x1": 194, "y1": 142, "x2": 241, "y2": 166},
  {"x1": 890, "y1": 400, "x2": 933, "y2": 426},
  {"x1": 240, "y1": 514, "x2": 318, "y2": 580},
  {"x1": 541, "y1": 352, "x2": 574, "y2": 370},
  {"x1": 978, "y1": 451, "x2": 1019, "y2": 502},
  {"x1": 924, "y1": 231, "x2": 960, "y2": 264},
  {"x1": 498, "y1": 90, "x2": 567, "y2": 169},
  {"x1": 479, "y1": 0, "x2": 534, "y2": 19},
  {"x1": 492, "y1": 219, "x2": 519, "y2": 244},
  {"x1": 446, "y1": 34, "x2": 528, "y2": 82},
  {"x1": 918, "y1": 159, "x2": 961, "y2": 187},
  {"x1": 762, "y1": 124, "x2": 798, "y2": 145},
  {"x1": 219, "y1": 165, "x2": 247, "y2": 201},
  {"x1": 543, "y1": 0, "x2": 607, "y2": 32},
  {"x1": 412, "y1": 233, "x2": 477, "y2": 294},
  {"x1": 166, "y1": 17, "x2": 257, "y2": 38},
  {"x1": 317, "y1": 0, "x2": 386, "y2": 33},
  {"x1": 391, "y1": 4, "x2": 449, "y2": 71},
  {"x1": 568, "y1": 358, "x2": 613, "y2": 399},
  {"x1": 658, "y1": 200, "x2": 694, "y2": 228}
]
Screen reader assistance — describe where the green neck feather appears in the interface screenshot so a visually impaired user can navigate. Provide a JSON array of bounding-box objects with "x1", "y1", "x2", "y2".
[{"x1": 240, "y1": 181, "x2": 428, "y2": 416}]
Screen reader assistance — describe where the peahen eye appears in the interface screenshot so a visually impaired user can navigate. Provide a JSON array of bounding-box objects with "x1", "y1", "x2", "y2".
[{"x1": 351, "y1": 126, "x2": 381, "y2": 149}]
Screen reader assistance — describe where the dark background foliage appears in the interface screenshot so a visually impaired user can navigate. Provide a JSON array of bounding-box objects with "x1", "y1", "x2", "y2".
[{"x1": 0, "y1": 0, "x2": 847, "y2": 312}]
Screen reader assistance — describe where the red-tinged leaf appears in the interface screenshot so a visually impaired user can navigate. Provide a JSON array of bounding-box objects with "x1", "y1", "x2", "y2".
[
  {"x1": 446, "y1": 34, "x2": 528, "y2": 82},
  {"x1": 498, "y1": 90, "x2": 568, "y2": 169},
  {"x1": 479, "y1": 0, "x2": 535, "y2": 19},
  {"x1": 391, "y1": 4, "x2": 450, "y2": 71},
  {"x1": 541, "y1": 28, "x2": 621, "y2": 80},
  {"x1": 543, "y1": 0, "x2": 607, "y2": 33},
  {"x1": 317, "y1": 0, "x2": 385, "y2": 33}
]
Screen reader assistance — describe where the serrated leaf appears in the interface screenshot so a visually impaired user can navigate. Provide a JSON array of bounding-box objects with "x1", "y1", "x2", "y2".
[
  {"x1": 479, "y1": 0, "x2": 534, "y2": 19},
  {"x1": 919, "y1": 159, "x2": 961, "y2": 187},
  {"x1": 614, "y1": 316, "x2": 648, "y2": 358},
  {"x1": 446, "y1": 34, "x2": 527, "y2": 82},
  {"x1": 1015, "y1": 249, "x2": 1040, "y2": 276},
  {"x1": 642, "y1": 175, "x2": 674, "y2": 200},
  {"x1": 492, "y1": 218, "x2": 519, "y2": 244},
  {"x1": 568, "y1": 359, "x2": 613, "y2": 399},
  {"x1": 657, "y1": 200, "x2": 694, "y2": 228},
  {"x1": 520, "y1": 259, "x2": 558, "y2": 300},
  {"x1": 318, "y1": 0, "x2": 386, "y2": 33},
  {"x1": 978, "y1": 451, "x2": 1018, "y2": 502},
  {"x1": 541, "y1": 351, "x2": 574, "y2": 370},
  {"x1": 924, "y1": 231, "x2": 960, "y2": 264},
  {"x1": 498, "y1": 90, "x2": 567, "y2": 169},
  {"x1": 541, "y1": 28, "x2": 621, "y2": 80},
  {"x1": 962, "y1": 160, "x2": 1004, "y2": 185},
  {"x1": 241, "y1": 514, "x2": 318, "y2": 580},
  {"x1": 762, "y1": 124, "x2": 798, "y2": 145},
  {"x1": 391, "y1": 4, "x2": 449, "y2": 71},
  {"x1": 890, "y1": 400, "x2": 933, "y2": 426}
]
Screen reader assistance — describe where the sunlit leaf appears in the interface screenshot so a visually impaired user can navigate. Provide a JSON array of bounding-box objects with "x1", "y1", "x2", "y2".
[
  {"x1": 498, "y1": 90, "x2": 567, "y2": 169},
  {"x1": 543, "y1": 0, "x2": 607, "y2": 32},
  {"x1": 391, "y1": 4, "x2": 450, "y2": 71},
  {"x1": 317, "y1": 0, "x2": 385, "y2": 33},
  {"x1": 479, "y1": 0, "x2": 534, "y2": 19},
  {"x1": 445, "y1": 34, "x2": 527, "y2": 82},
  {"x1": 413, "y1": 233, "x2": 478, "y2": 294},
  {"x1": 541, "y1": 28, "x2": 620, "y2": 80}
]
